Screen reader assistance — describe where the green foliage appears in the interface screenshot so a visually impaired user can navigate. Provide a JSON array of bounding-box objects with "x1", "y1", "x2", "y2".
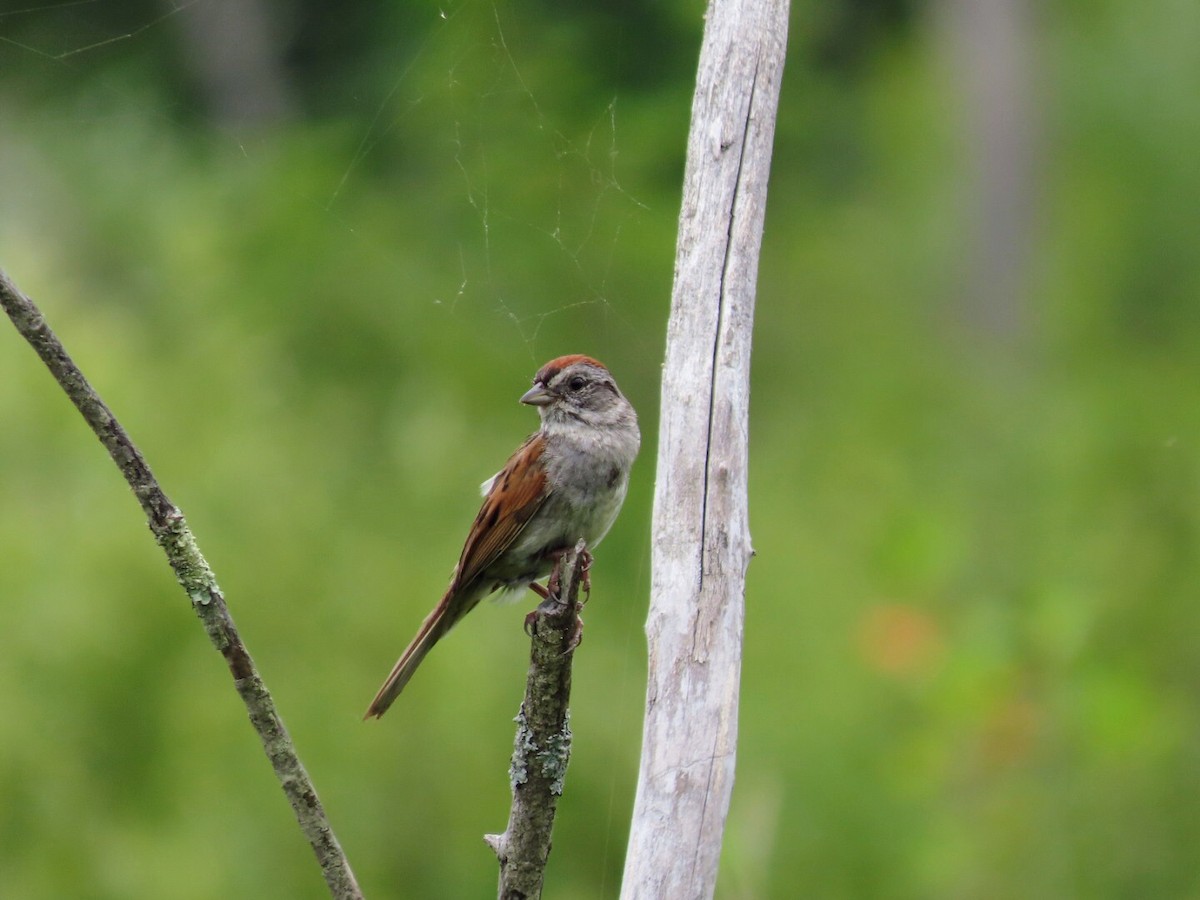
[{"x1": 2, "y1": 1, "x2": 1198, "y2": 897}]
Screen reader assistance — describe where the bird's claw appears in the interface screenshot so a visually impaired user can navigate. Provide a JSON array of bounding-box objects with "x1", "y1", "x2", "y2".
[
  {"x1": 525, "y1": 581, "x2": 554, "y2": 635},
  {"x1": 563, "y1": 614, "x2": 584, "y2": 654}
]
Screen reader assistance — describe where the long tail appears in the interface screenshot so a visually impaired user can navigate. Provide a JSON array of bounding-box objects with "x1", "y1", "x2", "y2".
[{"x1": 363, "y1": 586, "x2": 478, "y2": 719}]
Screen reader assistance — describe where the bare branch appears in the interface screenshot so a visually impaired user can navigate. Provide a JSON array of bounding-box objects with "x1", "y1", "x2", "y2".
[
  {"x1": 621, "y1": 0, "x2": 789, "y2": 896},
  {"x1": 0, "y1": 269, "x2": 362, "y2": 900},
  {"x1": 485, "y1": 540, "x2": 588, "y2": 900}
]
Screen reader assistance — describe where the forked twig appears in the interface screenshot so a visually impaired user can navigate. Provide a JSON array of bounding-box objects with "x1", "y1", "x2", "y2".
[{"x1": 485, "y1": 539, "x2": 587, "y2": 900}]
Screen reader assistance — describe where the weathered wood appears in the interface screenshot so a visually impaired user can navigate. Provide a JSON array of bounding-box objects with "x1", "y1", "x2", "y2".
[{"x1": 620, "y1": 0, "x2": 788, "y2": 896}]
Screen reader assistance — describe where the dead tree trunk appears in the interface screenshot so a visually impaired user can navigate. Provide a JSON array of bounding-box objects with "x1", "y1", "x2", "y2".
[{"x1": 620, "y1": 0, "x2": 789, "y2": 897}]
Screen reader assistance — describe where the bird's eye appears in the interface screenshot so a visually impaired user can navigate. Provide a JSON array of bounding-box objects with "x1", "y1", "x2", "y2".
[{"x1": 568, "y1": 375, "x2": 587, "y2": 391}]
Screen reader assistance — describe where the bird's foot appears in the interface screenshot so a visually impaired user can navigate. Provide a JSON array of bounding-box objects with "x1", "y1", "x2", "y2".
[
  {"x1": 524, "y1": 581, "x2": 553, "y2": 635},
  {"x1": 524, "y1": 546, "x2": 589, "y2": 634}
]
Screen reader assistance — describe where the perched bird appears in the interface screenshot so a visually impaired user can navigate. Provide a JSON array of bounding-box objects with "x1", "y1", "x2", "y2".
[{"x1": 365, "y1": 355, "x2": 640, "y2": 719}]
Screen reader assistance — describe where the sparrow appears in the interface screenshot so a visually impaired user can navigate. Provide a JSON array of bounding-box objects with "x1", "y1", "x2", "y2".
[{"x1": 365, "y1": 355, "x2": 640, "y2": 719}]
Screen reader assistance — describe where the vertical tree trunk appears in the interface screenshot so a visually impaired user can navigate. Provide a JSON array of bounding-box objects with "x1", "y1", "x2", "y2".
[
  {"x1": 168, "y1": 0, "x2": 295, "y2": 127},
  {"x1": 936, "y1": 0, "x2": 1039, "y2": 342},
  {"x1": 620, "y1": 0, "x2": 789, "y2": 897}
]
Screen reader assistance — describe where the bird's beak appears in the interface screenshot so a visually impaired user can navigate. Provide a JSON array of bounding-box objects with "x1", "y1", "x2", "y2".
[{"x1": 520, "y1": 384, "x2": 555, "y2": 407}]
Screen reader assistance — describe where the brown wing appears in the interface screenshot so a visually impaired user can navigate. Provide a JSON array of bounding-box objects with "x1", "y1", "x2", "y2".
[{"x1": 451, "y1": 432, "x2": 549, "y2": 591}]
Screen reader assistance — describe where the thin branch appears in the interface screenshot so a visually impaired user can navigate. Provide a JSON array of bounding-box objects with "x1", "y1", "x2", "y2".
[
  {"x1": 0, "y1": 269, "x2": 363, "y2": 900},
  {"x1": 485, "y1": 539, "x2": 587, "y2": 900}
]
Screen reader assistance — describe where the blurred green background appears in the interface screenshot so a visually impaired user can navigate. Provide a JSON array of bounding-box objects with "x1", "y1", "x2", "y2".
[{"x1": 2, "y1": 0, "x2": 1198, "y2": 897}]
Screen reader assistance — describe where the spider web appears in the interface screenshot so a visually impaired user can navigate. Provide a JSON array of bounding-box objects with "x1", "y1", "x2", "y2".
[
  {"x1": 399, "y1": 4, "x2": 654, "y2": 359},
  {"x1": 0, "y1": 0, "x2": 659, "y2": 364}
]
